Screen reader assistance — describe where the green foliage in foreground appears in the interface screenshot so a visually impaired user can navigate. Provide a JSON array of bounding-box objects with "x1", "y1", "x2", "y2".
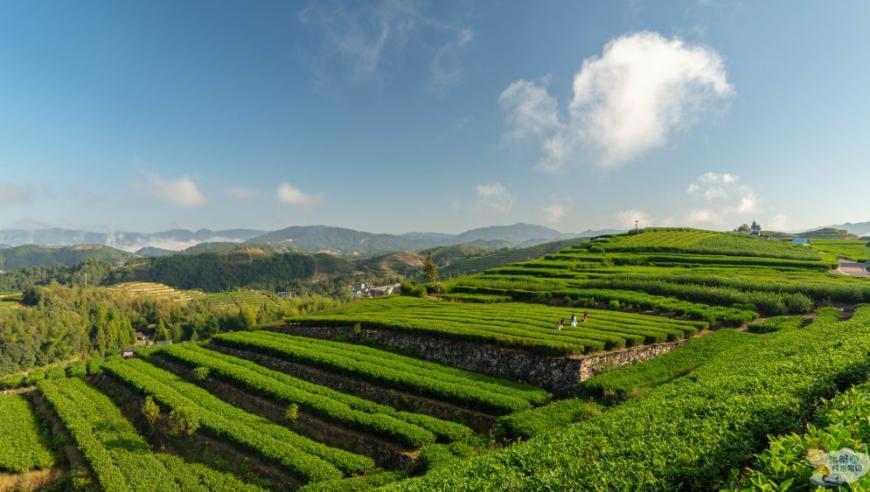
[
  {"x1": 0, "y1": 395, "x2": 55, "y2": 473},
  {"x1": 154, "y1": 343, "x2": 471, "y2": 447},
  {"x1": 38, "y1": 377, "x2": 263, "y2": 492},
  {"x1": 383, "y1": 307, "x2": 870, "y2": 490},
  {"x1": 747, "y1": 315, "x2": 805, "y2": 333},
  {"x1": 733, "y1": 378, "x2": 870, "y2": 489},
  {"x1": 811, "y1": 239, "x2": 870, "y2": 262},
  {"x1": 582, "y1": 329, "x2": 758, "y2": 402},
  {"x1": 213, "y1": 331, "x2": 550, "y2": 414},
  {"x1": 493, "y1": 399, "x2": 603, "y2": 442},
  {"x1": 103, "y1": 358, "x2": 372, "y2": 483},
  {"x1": 298, "y1": 471, "x2": 406, "y2": 492}
]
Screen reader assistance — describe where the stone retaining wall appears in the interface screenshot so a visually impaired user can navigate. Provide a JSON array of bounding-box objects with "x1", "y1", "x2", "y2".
[{"x1": 270, "y1": 324, "x2": 693, "y2": 395}]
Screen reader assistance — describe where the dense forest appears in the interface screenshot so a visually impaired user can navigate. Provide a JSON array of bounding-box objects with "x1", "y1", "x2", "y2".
[{"x1": 0, "y1": 283, "x2": 341, "y2": 378}]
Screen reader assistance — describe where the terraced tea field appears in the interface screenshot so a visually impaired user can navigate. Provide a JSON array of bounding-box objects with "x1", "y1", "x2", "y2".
[
  {"x1": 111, "y1": 281, "x2": 203, "y2": 303},
  {"x1": 4, "y1": 229, "x2": 870, "y2": 490},
  {"x1": 293, "y1": 296, "x2": 703, "y2": 355},
  {"x1": 810, "y1": 238, "x2": 870, "y2": 262}
]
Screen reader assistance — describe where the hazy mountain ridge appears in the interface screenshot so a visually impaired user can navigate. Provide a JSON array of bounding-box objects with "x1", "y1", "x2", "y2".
[
  {"x1": 0, "y1": 223, "x2": 609, "y2": 259},
  {"x1": 0, "y1": 228, "x2": 264, "y2": 252}
]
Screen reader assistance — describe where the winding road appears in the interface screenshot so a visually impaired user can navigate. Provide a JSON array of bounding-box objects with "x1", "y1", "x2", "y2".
[{"x1": 838, "y1": 259, "x2": 870, "y2": 278}]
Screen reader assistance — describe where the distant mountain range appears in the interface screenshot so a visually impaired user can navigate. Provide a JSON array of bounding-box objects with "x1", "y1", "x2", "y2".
[
  {"x1": 0, "y1": 224, "x2": 623, "y2": 258},
  {"x1": 0, "y1": 228, "x2": 264, "y2": 252},
  {"x1": 831, "y1": 221, "x2": 870, "y2": 237}
]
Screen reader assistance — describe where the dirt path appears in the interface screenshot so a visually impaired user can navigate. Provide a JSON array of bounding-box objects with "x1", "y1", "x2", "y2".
[{"x1": 837, "y1": 259, "x2": 870, "y2": 278}]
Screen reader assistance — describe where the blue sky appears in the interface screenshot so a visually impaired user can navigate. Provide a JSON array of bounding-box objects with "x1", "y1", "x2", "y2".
[{"x1": 0, "y1": 0, "x2": 868, "y2": 234}]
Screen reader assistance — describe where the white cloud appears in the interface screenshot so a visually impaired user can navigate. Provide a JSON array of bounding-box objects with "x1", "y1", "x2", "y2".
[
  {"x1": 769, "y1": 214, "x2": 791, "y2": 231},
  {"x1": 475, "y1": 183, "x2": 513, "y2": 215},
  {"x1": 277, "y1": 182, "x2": 320, "y2": 211},
  {"x1": 0, "y1": 183, "x2": 29, "y2": 207},
  {"x1": 499, "y1": 79, "x2": 560, "y2": 141},
  {"x1": 141, "y1": 174, "x2": 207, "y2": 207},
  {"x1": 227, "y1": 187, "x2": 256, "y2": 200},
  {"x1": 542, "y1": 197, "x2": 574, "y2": 224},
  {"x1": 299, "y1": 0, "x2": 472, "y2": 86},
  {"x1": 430, "y1": 27, "x2": 474, "y2": 88},
  {"x1": 682, "y1": 171, "x2": 762, "y2": 228},
  {"x1": 500, "y1": 32, "x2": 732, "y2": 171},
  {"x1": 616, "y1": 209, "x2": 652, "y2": 229}
]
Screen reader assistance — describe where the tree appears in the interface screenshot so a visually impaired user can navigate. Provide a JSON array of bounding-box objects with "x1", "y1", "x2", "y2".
[
  {"x1": 169, "y1": 407, "x2": 199, "y2": 437},
  {"x1": 737, "y1": 224, "x2": 751, "y2": 233},
  {"x1": 155, "y1": 320, "x2": 172, "y2": 341},
  {"x1": 142, "y1": 396, "x2": 160, "y2": 426},
  {"x1": 239, "y1": 305, "x2": 258, "y2": 330},
  {"x1": 423, "y1": 253, "x2": 438, "y2": 284}
]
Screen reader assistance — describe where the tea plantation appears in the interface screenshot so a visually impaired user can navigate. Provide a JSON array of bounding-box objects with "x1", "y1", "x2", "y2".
[{"x1": 3, "y1": 229, "x2": 870, "y2": 490}]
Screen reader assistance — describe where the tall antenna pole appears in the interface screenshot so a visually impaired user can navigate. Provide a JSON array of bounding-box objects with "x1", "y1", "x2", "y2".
[{"x1": 634, "y1": 220, "x2": 639, "y2": 234}]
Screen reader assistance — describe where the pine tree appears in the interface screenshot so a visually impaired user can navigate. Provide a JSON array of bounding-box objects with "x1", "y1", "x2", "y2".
[{"x1": 424, "y1": 253, "x2": 438, "y2": 284}]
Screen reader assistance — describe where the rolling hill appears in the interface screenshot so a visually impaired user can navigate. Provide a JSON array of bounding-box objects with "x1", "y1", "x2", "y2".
[{"x1": 0, "y1": 244, "x2": 135, "y2": 270}]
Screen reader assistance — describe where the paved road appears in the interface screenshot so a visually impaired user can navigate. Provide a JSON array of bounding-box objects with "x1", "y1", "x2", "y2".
[{"x1": 838, "y1": 259, "x2": 870, "y2": 278}]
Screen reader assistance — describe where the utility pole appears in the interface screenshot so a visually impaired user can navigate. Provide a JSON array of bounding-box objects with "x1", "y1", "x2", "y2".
[{"x1": 634, "y1": 220, "x2": 639, "y2": 235}]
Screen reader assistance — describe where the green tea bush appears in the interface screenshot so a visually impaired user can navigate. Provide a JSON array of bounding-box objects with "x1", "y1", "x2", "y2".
[
  {"x1": 38, "y1": 377, "x2": 263, "y2": 491},
  {"x1": 214, "y1": 331, "x2": 550, "y2": 414},
  {"x1": 153, "y1": 343, "x2": 470, "y2": 448},
  {"x1": 387, "y1": 307, "x2": 870, "y2": 490},
  {"x1": 103, "y1": 358, "x2": 372, "y2": 482},
  {"x1": 0, "y1": 395, "x2": 55, "y2": 473}
]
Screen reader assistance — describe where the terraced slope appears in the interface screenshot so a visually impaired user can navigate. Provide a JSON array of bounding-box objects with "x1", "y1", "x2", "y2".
[
  {"x1": 38, "y1": 377, "x2": 263, "y2": 491},
  {"x1": 111, "y1": 282, "x2": 202, "y2": 302},
  {"x1": 151, "y1": 343, "x2": 472, "y2": 447},
  {"x1": 388, "y1": 307, "x2": 870, "y2": 490},
  {"x1": 292, "y1": 297, "x2": 702, "y2": 355},
  {"x1": 0, "y1": 395, "x2": 54, "y2": 473},
  {"x1": 102, "y1": 358, "x2": 373, "y2": 483},
  {"x1": 442, "y1": 229, "x2": 870, "y2": 325},
  {"x1": 212, "y1": 331, "x2": 551, "y2": 414}
]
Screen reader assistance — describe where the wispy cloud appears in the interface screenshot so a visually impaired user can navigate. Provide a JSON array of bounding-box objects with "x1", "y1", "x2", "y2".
[
  {"x1": 0, "y1": 183, "x2": 30, "y2": 207},
  {"x1": 475, "y1": 182, "x2": 513, "y2": 215},
  {"x1": 542, "y1": 197, "x2": 574, "y2": 224},
  {"x1": 500, "y1": 32, "x2": 733, "y2": 171},
  {"x1": 277, "y1": 182, "x2": 320, "y2": 211},
  {"x1": 139, "y1": 173, "x2": 207, "y2": 207},
  {"x1": 227, "y1": 187, "x2": 257, "y2": 201},
  {"x1": 298, "y1": 0, "x2": 473, "y2": 88}
]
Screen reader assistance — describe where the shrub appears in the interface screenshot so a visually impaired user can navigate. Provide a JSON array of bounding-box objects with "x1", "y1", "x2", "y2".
[
  {"x1": 86, "y1": 359, "x2": 103, "y2": 375},
  {"x1": 286, "y1": 403, "x2": 299, "y2": 422},
  {"x1": 608, "y1": 300, "x2": 621, "y2": 310},
  {"x1": 142, "y1": 396, "x2": 160, "y2": 426},
  {"x1": 66, "y1": 361, "x2": 88, "y2": 378},
  {"x1": 191, "y1": 366, "x2": 210, "y2": 381},
  {"x1": 400, "y1": 281, "x2": 427, "y2": 298},
  {"x1": 169, "y1": 407, "x2": 199, "y2": 437}
]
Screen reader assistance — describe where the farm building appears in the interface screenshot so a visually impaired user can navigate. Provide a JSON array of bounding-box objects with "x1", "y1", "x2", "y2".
[{"x1": 791, "y1": 238, "x2": 810, "y2": 246}]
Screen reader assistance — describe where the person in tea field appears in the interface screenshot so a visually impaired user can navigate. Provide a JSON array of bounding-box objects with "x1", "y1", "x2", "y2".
[
  {"x1": 555, "y1": 319, "x2": 564, "y2": 331},
  {"x1": 582, "y1": 311, "x2": 589, "y2": 323},
  {"x1": 569, "y1": 314, "x2": 578, "y2": 327}
]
